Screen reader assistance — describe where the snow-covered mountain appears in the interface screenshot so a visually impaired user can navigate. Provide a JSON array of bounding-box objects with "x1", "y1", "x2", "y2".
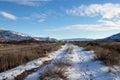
[
  {"x1": 62, "y1": 38, "x2": 94, "y2": 41},
  {"x1": 99, "y1": 33, "x2": 120, "y2": 41},
  {"x1": 0, "y1": 29, "x2": 33, "y2": 41},
  {"x1": 0, "y1": 29, "x2": 58, "y2": 42},
  {"x1": 34, "y1": 37, "x2": 57, "y2": 42}
]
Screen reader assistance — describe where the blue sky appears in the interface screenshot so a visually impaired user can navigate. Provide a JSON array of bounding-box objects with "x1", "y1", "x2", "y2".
[{"x1": 0, "y1": 0, "x2": 120, "y2": 39}]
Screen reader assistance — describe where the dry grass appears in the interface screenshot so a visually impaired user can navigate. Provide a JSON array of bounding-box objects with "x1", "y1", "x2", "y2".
[
  {"x1": 71, "y1": 41, "x2": 120, "y2": 66},
  {"x1": 39, "y1": 66, "x2": 68, "y2": 80},
  {"x1": 14, "y1": 69, "x2": 36, "y2": 80},
  {"x1": 0, "y1": 42, "x2": 63, "y2": 72},
  {"x1": 39, "y1": 52, "x2": 71, "y2": 80},
  {"x1": 53, "y1": 59, "x2": 71, "y2": 68},
  {"x1": 14, "y1": 60, "x2": 53, "y2": 80},
  {"x1": 43, "y1": 60, "x2": 52, "y2": 65},
  {"x1": 66, "y1": 47, "x2": 74, "y2": 54}
]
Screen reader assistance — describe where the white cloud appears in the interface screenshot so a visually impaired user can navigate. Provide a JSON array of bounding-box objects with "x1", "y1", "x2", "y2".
[
  {"x1": 47, "y1": 20, "x2": 120, "y2": 31},
  {"x1": 3, "y1": 0, "x2": 51, "y2": 6},
  {"x1": 38, "y1": 19, "x2": 45, "y2": 22},
  {"x1": 67, "y1": 3, "x2": 120, "y2": 19},
  {"x1": 64, "y1": 3, "x2": 120, "y2": 31},
  {"x1": 0, "y1": 11, "x2": 17, "y2": 20},
  {"x1": 23, "y1": 13, "x2": 47, "y2": 22}
]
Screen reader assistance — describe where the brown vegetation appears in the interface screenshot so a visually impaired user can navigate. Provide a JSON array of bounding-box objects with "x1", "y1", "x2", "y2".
[
  {"x1": 39, "y1": 53, "x2": 71, "y2": 80},
  {"x1": 0, "y1": 41, "x2": 63, "y2": 72},
  {"x1": 66, "y1": 47, "x2": 74, "y2": 54},
  {"x1": 14, "y1": 68, "x2": 36, "y2": 80},
  {"x1": 39, "y1": 66, "x2": 68, "y2": 80},
  {"x1": 53, "y1": 59, "x2": 71, "y2": 68},
  {"x1": 71, "y1": 41, "x2": 120, "y2": 66}
]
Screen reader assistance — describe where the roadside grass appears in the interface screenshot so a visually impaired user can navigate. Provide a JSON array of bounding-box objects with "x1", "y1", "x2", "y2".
[
  {"x1": 14, "y1": 60, "x2": 52, "y2": 80},
  {"x1": 53, "y1": 58, "x2": 71, "y2": 68},
  {"x1": 71, "y1": 41, "x2": 120, "y2": 66},
  {"x1": 0, "y1": 42, "x2": 63, "y2": 72},
  {"x1": 39, "y1": 48, "x2": 72, "y2": 80},
  {"x1": 66, "y1": 47, "x2": 74, "y2": 54},
  {"x1": 42, "y1": 60, "x2": 52, "y2": 66},
  {"x1": 14, "y1": 69, "x2": 36, "y2": 80},
  {"x1": 39, "y1": 66, "x2": 68, "y2": 80}
]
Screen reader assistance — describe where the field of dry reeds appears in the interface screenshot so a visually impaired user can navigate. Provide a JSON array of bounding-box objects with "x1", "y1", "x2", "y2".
[{"x1": 0, "y1": 41, "x2": 63, "y2": 72}]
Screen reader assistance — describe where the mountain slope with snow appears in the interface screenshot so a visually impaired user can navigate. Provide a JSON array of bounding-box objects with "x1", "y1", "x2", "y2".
[
  {"x1": 104, "y1": 33, "x2": 120, "y2": 41},
  {"x1": 0, "y1": 29, "x2": 58, "y2": 42},
  {"x1": 34, "y1": 37, "x2": 57, "y2": 42},
  {"x1": 62, "y1": 38, "x2": 94, "y2": 41},
  {"x1": 98, "y1": 33, "x2": 120, "y2": 41},
  {"x1": 0, "y1": 29, "x2": 33, "y2": 41}
]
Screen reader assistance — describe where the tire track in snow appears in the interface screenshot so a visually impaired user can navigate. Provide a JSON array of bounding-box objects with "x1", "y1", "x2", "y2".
[
  {"x1": 24, "y1": 44, "x2": 69, "y2": 80},
  {"x1": 67, "y1": 44, "x2": 118, "y2": 80},
  {"x1": 24, "y1": 44, "x2": 120, "y2": 80}
]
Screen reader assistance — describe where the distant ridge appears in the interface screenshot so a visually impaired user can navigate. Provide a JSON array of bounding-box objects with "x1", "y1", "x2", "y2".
[
  {"x1": 34, "y1": 37, "x2": 57, "y2": 42},
  {"x1": 0, "y1": 29, "x2": 57, "y2": 42},
  {"x1": 0, "y1": 29, "x2": 33, "y2": 41},
  {"x1": 98, "y1": 33, "x2": 120, "y2": 41},
  {"x1": 1, "y1": 29, "x2": 119, "y2": 42},
  {"x1": 103, "y1": 33, "x2": 120, "y2": 41},
  {"x1": 62, "y1": 38, "x2": 94, "y2": 41}
]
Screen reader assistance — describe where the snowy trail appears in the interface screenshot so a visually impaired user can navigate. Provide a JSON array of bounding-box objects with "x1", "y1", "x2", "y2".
[
  {"x1": 24, "y1": 44, "x2": 69, "y2": 80},
  {"x1": 0, "y1": 44, "x2": 119, "y2": 80},
  {"x1": 67, "y1": 45, "x2": 120, "y2": 80},
  {"x1": 25, "y1": 44, "x2": 120, "y2": 80},
  {"x1": 0, "y1": 44, "x2": 68, "y2": 80}
]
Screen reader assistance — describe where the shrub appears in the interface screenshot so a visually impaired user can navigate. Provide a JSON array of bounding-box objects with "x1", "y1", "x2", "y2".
[
  {"x1": 53, "y1": 59, "x2": 71, "y2": 68},
  {"x1": 66, "y1": 47, "x2": 74, "y2": 54},
  {"x1": 39, "y1": 66, "x2": 68, "y2": 80}
]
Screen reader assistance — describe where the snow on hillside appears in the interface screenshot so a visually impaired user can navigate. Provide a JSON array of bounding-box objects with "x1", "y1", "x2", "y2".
[
  {"x1": 99, "y1": 33, "x2": 120, "y2": 41},
  {"x1": 34, "y1": 37, "x2": 57, "y2": 42},
  {"x1": 0, "y1": 44, "x2": 119, "y2": 80},
  {"x1": 0, "y1": 29, "x2": 33, "y2": 41},
  {"x1": 62, "y1": 38, "x2": 93, "y2": 41}
]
